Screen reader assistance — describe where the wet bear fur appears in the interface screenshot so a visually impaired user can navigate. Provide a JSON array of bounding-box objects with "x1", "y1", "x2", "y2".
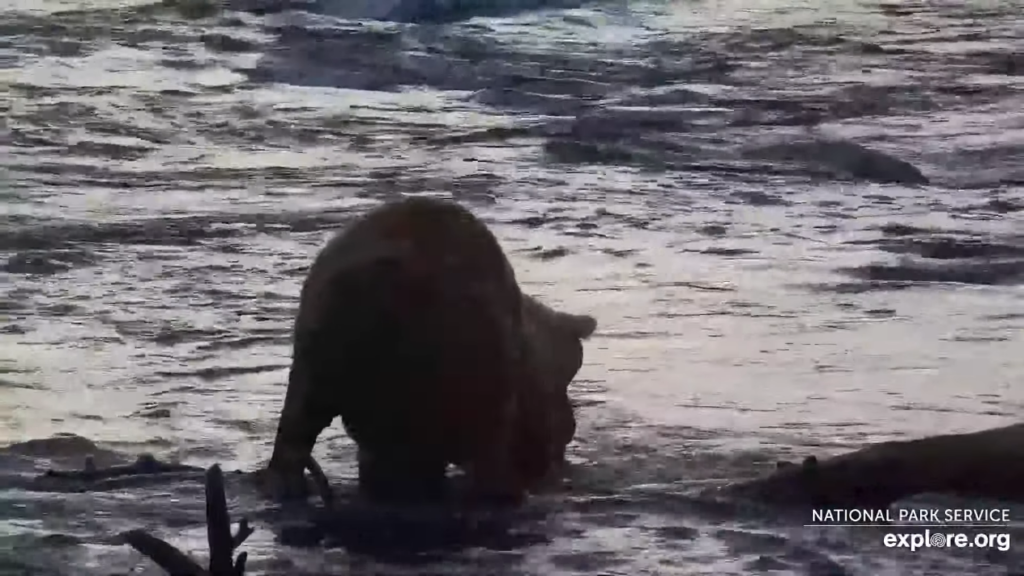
[
  {"x1": 263, "y1": 196, "x2": 596, "y2": 505},
  {"x1": 512, "y1": 294, "x2": 596, "y2": 487}
]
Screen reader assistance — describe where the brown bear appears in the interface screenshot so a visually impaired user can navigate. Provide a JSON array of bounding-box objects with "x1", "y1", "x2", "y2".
[{"x1": 260, "y1": 196, "x2": 596, "y2": 506}]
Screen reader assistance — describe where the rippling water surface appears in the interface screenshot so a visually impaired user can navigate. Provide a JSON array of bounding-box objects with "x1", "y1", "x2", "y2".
[{"x1": 2, "y1": 0, "x2": 1023, "y2": 574}]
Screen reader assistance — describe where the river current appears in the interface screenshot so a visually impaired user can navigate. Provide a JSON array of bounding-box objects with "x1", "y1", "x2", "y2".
[{"x1": 1, "y1": 0, "x2": 1023, "y2": 574}]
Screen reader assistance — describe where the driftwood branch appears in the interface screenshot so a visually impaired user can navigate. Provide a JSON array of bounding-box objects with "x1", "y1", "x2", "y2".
[
  {"x1": 121, "y1": 463, "x2": 254, "y2": 576},
  {"x1": 121, "y1": 529, "x2": 206, "y2": 576},
  {"x1": 206, "y1": 464, "x2": 235, "y2": 575},
  {"x1": 232, "y1": 519, "x2": 255, "y2": 549},
  {"x1": 725, "y1": 423, "x2": 1024, "y2": 509}
]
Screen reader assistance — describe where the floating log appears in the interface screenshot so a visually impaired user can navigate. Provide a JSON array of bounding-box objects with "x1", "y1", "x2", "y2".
[
  {"x1": 44, "y1": 453, "x2": 202, "y2": 481},
  {"x1": 725, "y1": 422, "x2": 1024, "y2": 509},
  {"x1": 29, "y1": 454, "x2": 206, "y2": 494}
]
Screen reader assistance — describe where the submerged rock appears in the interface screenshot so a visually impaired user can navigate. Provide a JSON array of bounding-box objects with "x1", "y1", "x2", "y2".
[
  {"x1": 224, "y1": 0, "x2": 586, "y2": 22},
  {"x1": 744, "y1": 138, "x2": 930, "y2": 185}
]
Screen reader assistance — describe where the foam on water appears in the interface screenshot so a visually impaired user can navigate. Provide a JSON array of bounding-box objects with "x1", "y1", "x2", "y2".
[{"x1": 1, "y1": 0, "x2": 1023, "y2": 574}]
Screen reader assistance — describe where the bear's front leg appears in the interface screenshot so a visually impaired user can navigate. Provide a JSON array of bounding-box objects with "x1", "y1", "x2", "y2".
[
  {"x1": 259, "y1": 358, "x2": 335, "y2": 501},
  {"x1": 461, "y1": 398, "x2": 529, "y2": 508}
]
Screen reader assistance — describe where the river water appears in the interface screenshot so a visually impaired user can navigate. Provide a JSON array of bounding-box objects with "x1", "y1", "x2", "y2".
[{"x1": 1, "y1": 0, "x2": 1023, "y2": 574}]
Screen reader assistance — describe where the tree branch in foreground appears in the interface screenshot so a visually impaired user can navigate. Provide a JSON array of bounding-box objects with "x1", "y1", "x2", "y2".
[{"x1": 121, "y1": 464, "x2": 254, "y2": 576}]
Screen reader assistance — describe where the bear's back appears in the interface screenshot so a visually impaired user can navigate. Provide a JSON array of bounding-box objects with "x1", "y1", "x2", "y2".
[{"x1": 297, "y1": 197, "x2": 520, "y2": 334}]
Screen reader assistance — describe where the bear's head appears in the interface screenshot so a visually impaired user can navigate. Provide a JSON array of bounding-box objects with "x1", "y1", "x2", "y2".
[
  {"x1": 521, "y1": 294, "x2": 597, "y2": 395},
  {"x1": 514, "y1": 295, "x2": 596, "y2": 488}
]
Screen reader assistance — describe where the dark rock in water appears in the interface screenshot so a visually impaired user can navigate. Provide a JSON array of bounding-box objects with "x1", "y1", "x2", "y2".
[
  {"x1": 728, "y1": 190, "x2": 791, "y2": 207},
  {"x1": 226, "y1": 0, "x2": 586, "y2": 22},
  {"x1": 544, "y1": 139, "x2": 668, "y2": 169},
  {"x1": 875, "y1": 222, "x2": 934, "y2": 237},
  {"x1": 744, "y1": 139, "x2": 929, "y2": 186},
  {"x1": 222, "y1": 0, "x2": 318, "y2": 15},
  {"x1": 842, "y1": 259, "x2": 1024, "y2": 286},
  {"x1": 2, "y1": 434, "x2": 111, "y2": 460},
  {"x1": 841, "y1": 229, "x2": 1024, "y2": 287},
  {"x1": 876, "y1": 236, "x2": 1024, "y2": 260},
  {"x1": 385, "y1": 0, "x2": 587, "y2": 23},
  {"x1": 200, "y1": 33, "x2": 259, "y2": 53},
  {"x1": 3, "y1": 249, "x2": 96, "y2": 275},
  {"x1": 471, "y1": 87, "x2": 593, "y2": 116},
  {"x1": 981, "y1": 197, "x2": 1024, "y2": 213}
]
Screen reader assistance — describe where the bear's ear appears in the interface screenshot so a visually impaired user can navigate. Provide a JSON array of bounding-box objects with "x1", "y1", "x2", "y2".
[{"x1": 561, "y1": 312, "x2": 597, "y2": 340}]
